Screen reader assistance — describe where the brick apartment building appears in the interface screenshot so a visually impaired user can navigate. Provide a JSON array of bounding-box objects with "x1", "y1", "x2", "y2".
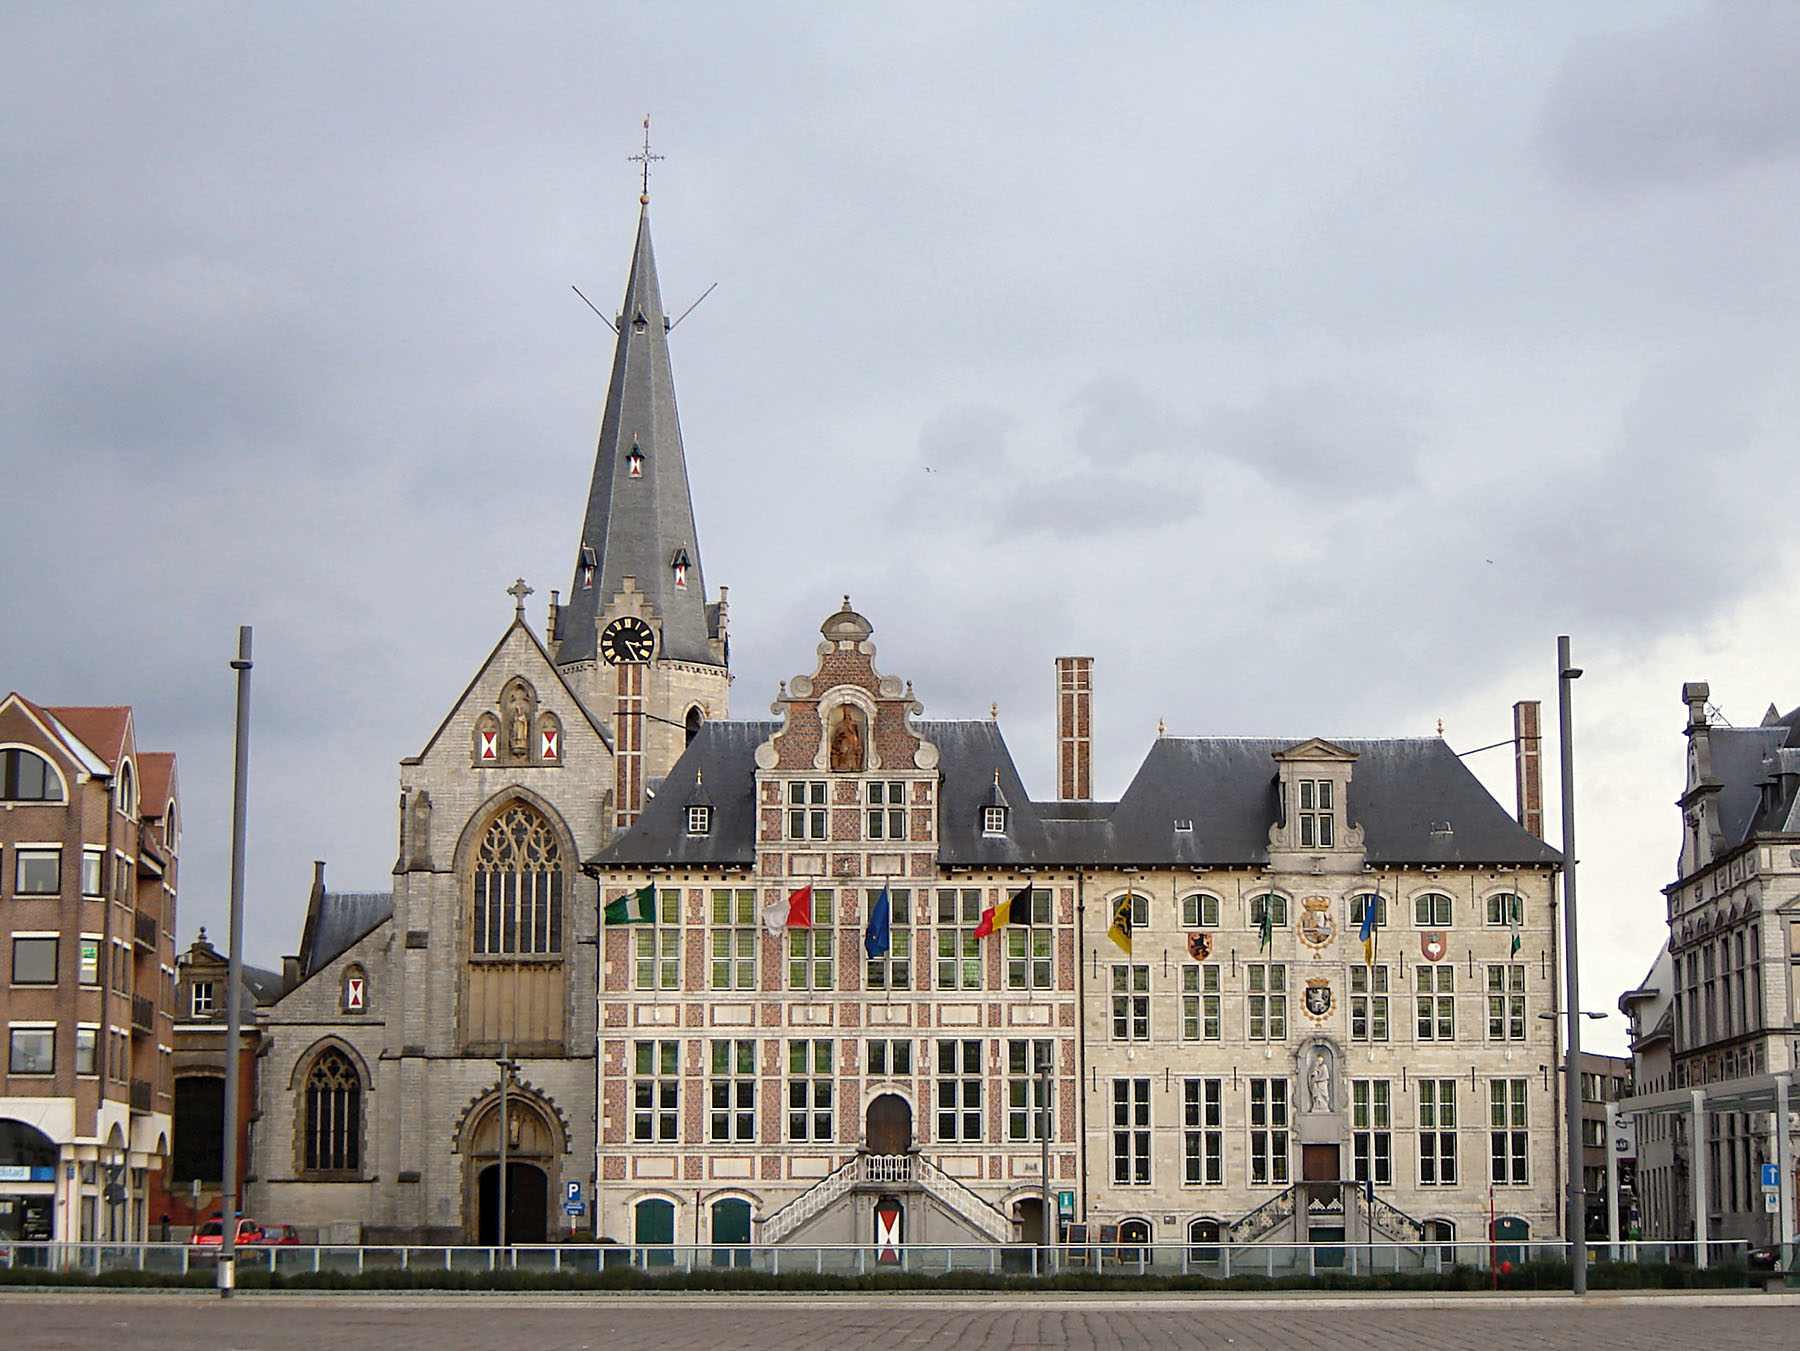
[{"x1": 0, "y1": 694, "x2": 178, "y2": 1242}]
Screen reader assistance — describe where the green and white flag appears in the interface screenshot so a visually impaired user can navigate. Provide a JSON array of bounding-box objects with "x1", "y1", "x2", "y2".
[
  {"x1": 604, "y1": 883, "x2": 657, "y2": 925},
  {"x1": 1508, "y1": 895, "x2": 1522, "y2": 958}
]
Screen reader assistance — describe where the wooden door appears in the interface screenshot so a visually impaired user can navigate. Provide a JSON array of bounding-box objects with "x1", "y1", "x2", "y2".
[{"x1": 1302, "y1": 1143, "x2": 1340, "y2": 1181}]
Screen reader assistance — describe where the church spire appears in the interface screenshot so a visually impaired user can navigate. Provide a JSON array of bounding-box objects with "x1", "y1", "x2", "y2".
[{"x1": 556, "y1": 202, "x2": 721, "y2": 670}]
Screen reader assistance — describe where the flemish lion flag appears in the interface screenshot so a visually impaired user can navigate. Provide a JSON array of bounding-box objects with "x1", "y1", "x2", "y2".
[
  {"x1": 973, "y1": 881, "x2": 1036, "y2": 939},
  {"x1": 603, "y1": 883, "x2": 656, "y2": 925},
  {"x1": 1107, "y1": 892, "x2": 1133, "y2": 955}
]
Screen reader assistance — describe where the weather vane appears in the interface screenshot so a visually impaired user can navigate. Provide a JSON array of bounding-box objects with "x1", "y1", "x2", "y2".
[{"x1": 628, "y1": 115, "x2": 663, "y2": 203}]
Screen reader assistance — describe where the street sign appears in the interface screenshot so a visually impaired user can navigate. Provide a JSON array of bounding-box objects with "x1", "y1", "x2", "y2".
[
  {"x1": 1766, "y1": 1192, "x2": 1781, "y2": 1214},
  {"x1": 1609, "y1": 1116, "x2": 1636, "y2": 1160},
  {"x1": 1056, "y1": 1191, "x2": 1074, "y2": 1215},
  {"x1": 563, "y1": 1202, "x2": 584, "y2": 1217},
  {"x1": 1761, "y1": 1162, "x2": 1780, "y2": 1191},
  {"x1": 566, "y1": 1181, "x2": 583, "y2": 1204}
]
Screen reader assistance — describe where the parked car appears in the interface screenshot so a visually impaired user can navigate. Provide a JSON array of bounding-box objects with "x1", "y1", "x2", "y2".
[
  {"x1": 1747, "y1": 1246, "x2": 1783, "y2": 1272},
  {"x1": 188, "y1": 1218, "x2": 264, "y2": 1246},
  {"x1": 246, "y1": 1224, "x2": 300, "y2": 1246}
]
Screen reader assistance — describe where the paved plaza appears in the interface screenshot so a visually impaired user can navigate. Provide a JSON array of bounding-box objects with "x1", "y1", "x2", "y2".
[{"x1": 2, "y1": 1291, "x2": 1797, "y2": 1350}]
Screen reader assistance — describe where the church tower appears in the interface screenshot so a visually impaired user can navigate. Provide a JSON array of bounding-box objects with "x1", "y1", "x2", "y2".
[{"x1": 550, "y1": 195, "x2": 730, "y2": 830}]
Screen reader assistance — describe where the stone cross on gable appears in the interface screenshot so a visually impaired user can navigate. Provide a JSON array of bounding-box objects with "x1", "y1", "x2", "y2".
[
  {"x1": 629, "y1": 115, "x2": 663, "y2": 201},
  {"x1": 507, "y1": 578, "x2": 534, "y2": 617}
]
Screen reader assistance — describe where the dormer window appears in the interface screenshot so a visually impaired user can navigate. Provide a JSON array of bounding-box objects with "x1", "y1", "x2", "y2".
[
  {"x1": 687, "y1": 805, "x2": 712, "y2": 835},
  {"x1": 580, "y1": 545, "x2": 598, "y2": 590},
  {"x1": 982, "y1": 806, "x2": 1008, "y2": 836},
  {"x1": 670, "y1": 546, "x2": 691, "y2": 590},
  {"x1": 627, "y1": 444, "x2": 645, "y2": 478},
  {"x1": 1297, "y1": 779, "x2": 1334, "y2": 847}
]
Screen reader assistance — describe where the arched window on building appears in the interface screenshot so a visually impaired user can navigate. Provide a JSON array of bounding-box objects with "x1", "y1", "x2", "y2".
[
  {"x1": 473, "y1": 803, "x2": 564, "y2": 957},
  {"x1": 300, "y1": 1046, "x2": 363, "y2": 1176},
  {"x1": 0, "y1": 747, "x2": 64, "y2": 802}
]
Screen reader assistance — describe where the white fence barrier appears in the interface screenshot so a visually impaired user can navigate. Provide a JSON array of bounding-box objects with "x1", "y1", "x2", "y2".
[{"x1": 0, "y1": 1238, "x2": 1756, "y2": 1281}]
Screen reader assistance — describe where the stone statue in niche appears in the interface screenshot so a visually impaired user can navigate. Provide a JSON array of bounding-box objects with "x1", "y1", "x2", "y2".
[
  {"x1": 1307, "y1": 1050, "x2": 1332, "y2": 1113},
  {"x1": 408, "y1": 790, "x2": 432, "y2": 869},
  {"x1": 505, "y1": 685, "x2": 532, "y2": 759},
  {"x1": 829, "y1": 705, "x2": 865, "y2": 773},
  {"x1": 507, "y1": 1106, "x2": 522, "y2": 1150}
]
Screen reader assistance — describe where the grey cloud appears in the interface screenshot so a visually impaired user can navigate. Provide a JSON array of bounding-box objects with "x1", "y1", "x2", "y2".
[
  {"x1": 1202, "y1": 380, "x2": 1422, "y2": 495},
  {"x1": 1542, "y1": 3, "x2": 1800, "y2": 189},
  {"x1": 1067, "y1": 375, "x2": 1197, "y2": 468}
]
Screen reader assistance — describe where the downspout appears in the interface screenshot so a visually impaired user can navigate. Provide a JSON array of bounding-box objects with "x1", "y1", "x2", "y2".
[{"x1": 1075, "y1": 868, "x2": 1088, "y2": 1227}]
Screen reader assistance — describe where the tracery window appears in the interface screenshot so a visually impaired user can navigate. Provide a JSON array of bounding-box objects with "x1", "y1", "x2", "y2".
[
  {"x1": 301, "y1": 1047, "x2": 362, "y2": 1175},
  {"x1": 473, "y1": 804, "x2": 564, "y2": 957}
]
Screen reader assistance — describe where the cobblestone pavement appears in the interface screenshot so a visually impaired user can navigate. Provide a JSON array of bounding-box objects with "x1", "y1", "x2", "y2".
[{"x1": 3, "y1": 1291, "x2": 1796, "y2": 1351}]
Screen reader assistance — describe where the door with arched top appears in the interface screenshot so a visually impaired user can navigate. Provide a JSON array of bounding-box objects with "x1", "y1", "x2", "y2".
[{"x1": 865, "y1": 1094, "x2": 912, "y2": 1155}]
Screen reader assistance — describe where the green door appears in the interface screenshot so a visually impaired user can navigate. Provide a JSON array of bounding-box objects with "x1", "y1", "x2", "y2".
[
  {"x1": 1493, "y1": 1215, "x2": 1528, "y2": 1271},
  {"x1": 636, "y1": 1197, "x2": 675, "y2": 1265},
  {"x1": 711, "y1": 1197, "x2": 751, "y2": 1267}
]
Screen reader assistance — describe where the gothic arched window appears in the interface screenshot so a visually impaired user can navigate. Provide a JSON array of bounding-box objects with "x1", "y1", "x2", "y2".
[
  {"x1": 473, "y1": 804, "x2": 564, "y2": 957},
  {"x1": 301, "y1": 1047, "x2": 363, "y2": 1176}
]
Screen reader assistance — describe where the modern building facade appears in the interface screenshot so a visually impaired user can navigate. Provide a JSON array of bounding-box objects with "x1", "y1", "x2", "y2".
[{"x1": 0, "y1": 694, "x2": 178, "y2": 1243}]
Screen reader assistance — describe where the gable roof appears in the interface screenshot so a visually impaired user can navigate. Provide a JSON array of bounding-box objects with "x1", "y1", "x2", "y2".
[
  {"x1": 412, "y1": 614, "x2": 612, "y2": 764},
  {"x1": 44, "y1": 706, "x2": 132, "y2": 770}
]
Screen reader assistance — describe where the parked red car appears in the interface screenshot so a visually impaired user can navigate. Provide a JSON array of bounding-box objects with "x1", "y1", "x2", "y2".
[{"x1": 188, "y1": 1218, "x2": 296, "y2": 1246}]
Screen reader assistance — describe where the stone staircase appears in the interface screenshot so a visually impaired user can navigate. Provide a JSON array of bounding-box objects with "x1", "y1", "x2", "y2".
[{"x1": 758, "y1": 1152, "x2": 1014, "y2": 1245}]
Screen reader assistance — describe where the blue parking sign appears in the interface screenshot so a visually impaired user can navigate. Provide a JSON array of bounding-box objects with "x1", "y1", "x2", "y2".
[{"x1": 567, "y1": 1181, "x2": 583, "y2": 1204}]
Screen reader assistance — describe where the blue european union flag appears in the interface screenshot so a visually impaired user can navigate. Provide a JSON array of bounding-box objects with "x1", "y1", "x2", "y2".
[{"x1": 864, "y1": 886, "x2": 892, "y2": 958}]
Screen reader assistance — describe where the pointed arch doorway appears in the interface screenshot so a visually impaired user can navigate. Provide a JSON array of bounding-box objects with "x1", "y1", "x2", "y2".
[
  {"x1": 478, "y1": 1162, "x2": 548, "y2": 1245},
  {"x1": 464, "y1": 1093, "x2": 557, "y2": 1244},
  {"x1": 865, "y1": 1094, "x2": 912, "y2": 1155}
]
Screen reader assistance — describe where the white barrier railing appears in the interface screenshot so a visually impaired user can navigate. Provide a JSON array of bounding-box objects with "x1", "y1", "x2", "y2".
[{"x1": 0, "y1": 1238, "x2": 1760, "y2": 1281}]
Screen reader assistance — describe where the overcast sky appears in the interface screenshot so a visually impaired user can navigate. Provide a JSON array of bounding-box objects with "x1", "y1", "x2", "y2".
[{"x1": 5, "y1": 2, "x2": 1798, "y2": 1052}]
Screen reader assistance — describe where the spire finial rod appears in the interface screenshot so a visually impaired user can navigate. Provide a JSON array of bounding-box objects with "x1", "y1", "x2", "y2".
[
  {"x1": 507, "y1": 577, "x2": 534, "y2": 617},
  {"x1": 628, "y1": 115, "x2": 663, "y2": 204}
]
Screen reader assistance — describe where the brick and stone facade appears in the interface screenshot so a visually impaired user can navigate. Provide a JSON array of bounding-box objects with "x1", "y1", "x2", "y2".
[{"x1": 0, "y1": 694, "x2": 178, "y2": 1243}]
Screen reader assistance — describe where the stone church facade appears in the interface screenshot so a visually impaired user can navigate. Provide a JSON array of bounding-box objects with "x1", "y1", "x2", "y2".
[{"x1": 251, "y1": 194, "x2": 1567, "y2": 1253}]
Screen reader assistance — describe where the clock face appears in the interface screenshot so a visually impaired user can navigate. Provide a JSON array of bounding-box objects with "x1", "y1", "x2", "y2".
[{"x1": 600, "y1": 616, "x2": 656, "y2": 664}]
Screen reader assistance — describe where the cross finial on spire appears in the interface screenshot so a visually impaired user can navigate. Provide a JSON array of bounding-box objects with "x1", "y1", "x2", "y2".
[
  {"x1": 507, "y1": 577, "x2": 534, "y2": 616},
  {"x1": 629, "y1": 115, "x2": 663, "y2": 204}
]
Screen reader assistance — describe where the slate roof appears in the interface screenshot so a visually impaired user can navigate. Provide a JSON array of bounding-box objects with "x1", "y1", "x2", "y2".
[
  {"x1": 554, "y1": 205, "x2": 722, "y2": 670},
  {"x1": 1702, "y1": 706, "x2": 1800, "y2": 843},
  {"x1": 298, "y1": 891, "x2": 394, "y2": 979},
  {"x1": 590, "y1": 718, "x2": 1561, "y2": 871},
  {"x1": 589, "y1": 721, "x2": 780, "y2": 868}
]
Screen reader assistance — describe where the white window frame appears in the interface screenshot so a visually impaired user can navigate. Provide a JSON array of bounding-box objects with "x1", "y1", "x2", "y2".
[
  {"x1": 632, "y1": 1039, "x2": 680, "y2": 1142},
  {"x1": 1111, "y1": 1077, "x2": 1151, "y2": 1185},
  {"x1": 936, "y1": 1037, "x2": 984, "y2": 1142},
  {"x1": 709, "y1": 1038, "x2": 756, "y2": 1143},
  {"x1": 710, "y1": 888, "x2": 758, "y2": 991},
  {"x1": 1182, "y1": 964, "x2": 1221, "y2": 1041},
  {"x1": 1183, "y1": 1077, "x2": 1224, "y2": 1185},
  {"x1": 786, "y1": 781, "x2": 828, "y2": 840}
]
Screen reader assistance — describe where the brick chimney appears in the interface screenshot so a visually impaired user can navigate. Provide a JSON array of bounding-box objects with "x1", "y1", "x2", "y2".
[
  {"x1": 1512, "y1": 700, "x2": 1542, "y2": 838},
  {"x1": 1056, "y1": 657, "x2": 1093, "y2": 801}
]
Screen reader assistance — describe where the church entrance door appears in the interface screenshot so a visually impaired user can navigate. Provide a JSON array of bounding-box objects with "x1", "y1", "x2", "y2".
[
  {"x1": 477, "y1": 1162, "x2": 548, "y2": 1245},
  {"x1": 865, "y1": 1094, "x2": 912, "y2": 1155}
]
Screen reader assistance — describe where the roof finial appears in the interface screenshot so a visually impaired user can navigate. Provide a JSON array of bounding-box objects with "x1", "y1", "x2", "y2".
[
  {"x1": 989, "y1": 702, "x2": 999, "y2": 720},
  {"x1": 629, "y1": 114, "x2": 663, "y2": 204},
  {"x1": 1436, "y1": 717, "x2": 1444, "y2": 738},
  {"x1": 1158, "y1": 716, "x2": 1166, "y2": 737},
  {"x1": 507, "y1": 577, "x2": 534, "y2": 617}
]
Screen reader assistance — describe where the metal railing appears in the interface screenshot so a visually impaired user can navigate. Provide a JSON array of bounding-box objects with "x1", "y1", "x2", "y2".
[{"x1": 0, "y1": 1239, "x2": 1757, "y2": 1282}]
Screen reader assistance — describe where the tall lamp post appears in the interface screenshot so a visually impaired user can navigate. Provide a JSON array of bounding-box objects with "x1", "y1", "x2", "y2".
[
  {"x1": 219, "y1": 626, "x2": 253, "y2": 1298},
  {"x1": 1558, "y1": 635, "x2": 1586, "y2": 1296}
]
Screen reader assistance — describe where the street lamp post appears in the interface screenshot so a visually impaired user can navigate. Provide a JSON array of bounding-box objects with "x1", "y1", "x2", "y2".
[
  {"x1": 219, "y1": 626, "x2": 253, "y2": 1298},
  {"x1": 496, "y1": 1045, "x2": 515, "y2": 1249},
  {"x1": 1558, "y1": 635, "x2": 1586, "y2": 1296}
]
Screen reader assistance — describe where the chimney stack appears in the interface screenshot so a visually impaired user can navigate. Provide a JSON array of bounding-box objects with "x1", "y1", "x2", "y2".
[
  {"x1": 1056, "y1": 657, "x2": 1093, "y2": 801},
  {"x1": 1512, "y1": 700, "x2": 1542, "y2": 838}
]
